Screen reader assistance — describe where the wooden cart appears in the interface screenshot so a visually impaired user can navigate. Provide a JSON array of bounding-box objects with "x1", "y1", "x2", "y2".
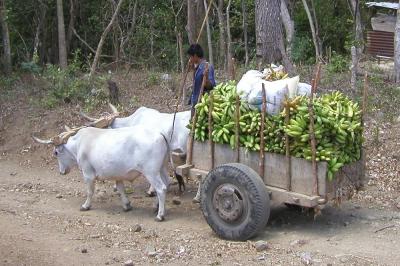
[{"x1": 176, "y1": 142, "x2": 365, "y2": 241}]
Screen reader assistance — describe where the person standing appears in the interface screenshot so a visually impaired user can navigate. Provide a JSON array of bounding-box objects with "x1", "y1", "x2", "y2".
[{"x1": 187, "y1": 44, "x2": 216, "y2": 117}]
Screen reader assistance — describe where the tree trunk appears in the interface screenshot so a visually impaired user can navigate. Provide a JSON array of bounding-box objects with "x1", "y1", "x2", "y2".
[
  {"x1": 241, "y1": 0, "x2": 249, "y2": 67},
  {"x1": 178, "y1": 32, "x2": 184, "y2": 73},
  {"x1": 280, "y1": 0, "x2": 294, "y2": 59},
  {"x1": 120, "y1": 0, "x2": 137, "y2": 57},
  {"x1": 226, "y1": 0, "x2": 232, "y2": 76},
  {"x1": 301, "y1": 0, "x2": 321, "y2": 61},
  {"x1": 214, "y1": 0, "x2": 227, "y2": 72},
  {"x1": 350, "y1": 46, "x2": 357, "y2": 92},
  {"x1": 350, "y1": 0, "x2": 363, "y2": 55},
  {"x1": 57, "y1": 0, "x2": 68, "y2": 69},
  {"x1": 111, "y1": 0, "x2": 121, "y2": 63},
  {"x1": 310, "y1": 0, "x2": 322, "y2": 54},
  {"x1": 33, "y1": 3, "x2": 47, "y2": 62},
  {"x1": 255, "y1": 0, "x2": 283, "y2": 66},
  {"x1": 394, "y1": 1, "x2": 400, "y2": 83},
  {"x1": 66, "y1": 0, "x2": 78, "y2": 53},
  {"x1": 90, "y1": 0, "x2": 125, "y2": 77},
  {"x1": 0, "y1": 0, "x2": 12, "y2": 74},
  {"x1": 203, "y1": 0, "x2": 213, "y2": 66},
  {"x1": 187, "y1": 0, "x2": 196, "y2": 44}
]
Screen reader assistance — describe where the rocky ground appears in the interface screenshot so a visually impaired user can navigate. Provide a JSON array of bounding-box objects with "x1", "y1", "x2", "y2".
[{"x1": 0, "y1": 71, "x2": 399, "y2": 265}]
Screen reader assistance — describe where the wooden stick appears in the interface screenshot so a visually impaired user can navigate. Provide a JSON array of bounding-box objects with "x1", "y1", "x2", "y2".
[
  {"x1": 284, "y1": 92, "x2": 292, "y2": 191},
  {"x1": 208, "y1": 91, "x2": 214, "y2": 170},
  {"x1": 259, "y1": 84, "x2": 266, "y2": 178},
  {"x1": 309, "y1": 78, "x2": 318, "y2": 195},
  {"x1": 187, "y1": 64, "x2": 209, "y2": 165},
  {"x1": 173, "y1": 0, "x2": 215, "y2": 115},
  {"x1": 235, "y1": 95, "x2": 241, "y2": 163}
]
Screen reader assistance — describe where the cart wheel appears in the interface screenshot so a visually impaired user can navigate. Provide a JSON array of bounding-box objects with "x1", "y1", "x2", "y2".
[{"x1": 200, "y1": 163, "x2": 270, "y2": 241}]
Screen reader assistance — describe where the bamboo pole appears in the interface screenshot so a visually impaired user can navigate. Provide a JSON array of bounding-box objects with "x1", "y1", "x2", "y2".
[
  {"x1": 259, "y1": 84, "x2": 266, "y2": 178},
  {"x1": 187, "y1": 64, "x2": 209, "y2": 165},
  {"x1": 235, "y1": 95, "x2": 241, "y2": 163},
  {"x1": 173, "y1": 0, "x2": 214, "y2": 117},
  {"x1": 231, "y1": 57, "x2": 236, "y2": 81},
  {"x1": 284, "y1": 92, "x2": 292, "y2": 191},
  {"x1": 309, "y1": 78, "x2": 318, "y2": 196},
  {"x1": 208, "y1": 91, "x2": 214, "y2": 170}
]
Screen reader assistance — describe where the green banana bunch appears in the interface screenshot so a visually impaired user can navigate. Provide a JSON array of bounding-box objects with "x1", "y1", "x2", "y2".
[{"x1": 189, "y1": 82, "x2": 363, "y2": 182}]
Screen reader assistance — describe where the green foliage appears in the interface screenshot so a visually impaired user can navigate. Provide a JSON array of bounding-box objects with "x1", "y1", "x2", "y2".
[
  {"x1": 20, "y1": 61, "x2": 42, "y2": 74},
  {"x1": 291, "y1": 35, "x2": 315, "y2": 64},
  {"x1": 327, "y1": 53, "x2": 349, "y2": 73},
  {"x1": 146, "y1": 72, "x2": 160, "y2": 87},
  {"x1": 41, "y1": 63, "x2": 107, "y2": 109}
]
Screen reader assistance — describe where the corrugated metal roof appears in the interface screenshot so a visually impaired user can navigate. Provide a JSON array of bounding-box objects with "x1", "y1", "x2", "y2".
[
  {"x1": 366, "y1": 2, "x2": 400, "y2": 9},
  {"x1": 367, "y1": 30, "x2": 394, "y2": 57}
]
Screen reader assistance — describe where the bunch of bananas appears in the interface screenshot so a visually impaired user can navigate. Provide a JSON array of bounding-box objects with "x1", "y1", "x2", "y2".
[
  {"x1": 190, "y1": 82, "x2": 363, "y2": 181},
  {"x1": 264, "y1": 67, "x2": 289, "y2": 81}
]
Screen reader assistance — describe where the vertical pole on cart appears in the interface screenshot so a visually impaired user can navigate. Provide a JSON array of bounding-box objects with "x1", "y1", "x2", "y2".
[
  {"x1": 284, "y1": 91, "x2": 292, "y2": 191},
  {"x1": 259, "y1": 84, "x2": 266, "y2": 178},
  {"x1": 235, "y1": 95, "x2": 241, "y2": 163},
  {"x1": 208, "y1": 91, "x2": 215, "y2": 170},
  {"x1": 309, "y1": 78, "x2": 318, "y2": 195},
  {"x1": 187, "y1": 64, "x2": 209, "y2": 165}
]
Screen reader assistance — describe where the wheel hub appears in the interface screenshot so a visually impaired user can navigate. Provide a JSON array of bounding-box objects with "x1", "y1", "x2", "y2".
[{"x1": 213, "y1": 184, "x2": 244, "y2": 223}]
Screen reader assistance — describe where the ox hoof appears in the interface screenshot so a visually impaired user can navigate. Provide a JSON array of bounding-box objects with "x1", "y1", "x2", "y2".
[
  {"x1": 80, "y1": 206, "x2": 91, "y2": 211},
  {"x1": 192, "y1": 197, "x2": 200, "y2": 204},
  {"x1": 155, "y1": 216, "x2": 165, "y2": 222},
  {"x1": 123, "y1": 203, "x2": 132, "y2": 212},
  {"x1": 146, "y1": 191, "x2": 156, "y2": 197}
]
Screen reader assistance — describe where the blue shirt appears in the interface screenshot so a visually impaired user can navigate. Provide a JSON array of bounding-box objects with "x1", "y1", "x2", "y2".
[{"x1": 190, "y1": 60, "x2": 216, "y2": 106}]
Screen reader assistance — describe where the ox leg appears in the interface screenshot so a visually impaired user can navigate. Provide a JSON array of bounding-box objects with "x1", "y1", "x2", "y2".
[
  {"x1": 81, "y1": 180, "x2": 95, "y2": 211},
  {"x1": 154, "y1": 186, "x2": 167, "y2": 222},
  {"x1": 115, "y1": 181, "x2": 132, "y2": 212},
  {"x1": 148, "y1": 176, "x2": 167, "y2": 222}
]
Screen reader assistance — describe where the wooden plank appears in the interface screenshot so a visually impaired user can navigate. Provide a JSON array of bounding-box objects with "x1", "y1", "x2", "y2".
[{"x1": 267, "y1": 186, "x2": 320, "y2": 208}]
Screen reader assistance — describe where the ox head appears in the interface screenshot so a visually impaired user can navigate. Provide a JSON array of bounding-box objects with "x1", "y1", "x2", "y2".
[{"x1": 32, "y1": 127, "x2": 80, "y2": 175}]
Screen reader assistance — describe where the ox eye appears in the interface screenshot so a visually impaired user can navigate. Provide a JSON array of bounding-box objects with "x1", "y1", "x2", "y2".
[{"x1": 53, "y1": 150, "x2": 58, "y2": 156}]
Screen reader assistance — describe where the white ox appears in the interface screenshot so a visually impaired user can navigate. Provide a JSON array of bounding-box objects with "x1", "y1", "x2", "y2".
[
  {"x1": 82, "y1": 107, "x2": 194, "y2": 197},
  {"x1": 33, "y1": 126, "x2": 172, "y2": 221}
]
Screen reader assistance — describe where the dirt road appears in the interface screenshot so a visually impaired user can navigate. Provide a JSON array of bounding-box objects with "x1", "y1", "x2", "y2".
[{"x1": 1, "y1": 155, "x2": 399, "y2": 266}]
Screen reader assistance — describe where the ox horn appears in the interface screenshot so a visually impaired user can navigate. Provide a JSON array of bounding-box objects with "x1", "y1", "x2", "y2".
[
  {"x1": 77, "y1": 110, "x2": 98, "y2": 122},
  {"x1": 32, "y1": 135, "x2": 54, "y2": 145},
  {"x1": 108, "y1": 103, "x2": 118, "y2": 114},
  {"x1": 64, "y1": 125, "x2": 72, "y2": 131}
]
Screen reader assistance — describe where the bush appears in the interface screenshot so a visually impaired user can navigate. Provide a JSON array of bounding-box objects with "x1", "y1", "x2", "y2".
[
  {"x1": 41, "y1": 63, "x2": 107, "y2": 109},
  {"x1": 327, "y1": 52, "x2": 348, "y2": 73},
  {"x1": 291, "y1": 35, "x2": 315, "y2": 65}
]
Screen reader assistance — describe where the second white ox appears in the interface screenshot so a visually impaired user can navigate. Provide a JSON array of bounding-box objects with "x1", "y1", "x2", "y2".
[{"x1": 34, "y1": 126, "x2": 172, "y2": 221}]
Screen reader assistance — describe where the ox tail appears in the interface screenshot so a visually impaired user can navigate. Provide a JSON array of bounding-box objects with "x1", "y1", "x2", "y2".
[{"x1": 160, "y1": 133, "x2": 185, "y2": 192}]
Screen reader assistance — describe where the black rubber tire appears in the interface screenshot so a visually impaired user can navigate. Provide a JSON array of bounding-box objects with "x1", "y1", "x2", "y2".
[{"x1": 200, "y1": 163, "x2": 270, "y2": 241}]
